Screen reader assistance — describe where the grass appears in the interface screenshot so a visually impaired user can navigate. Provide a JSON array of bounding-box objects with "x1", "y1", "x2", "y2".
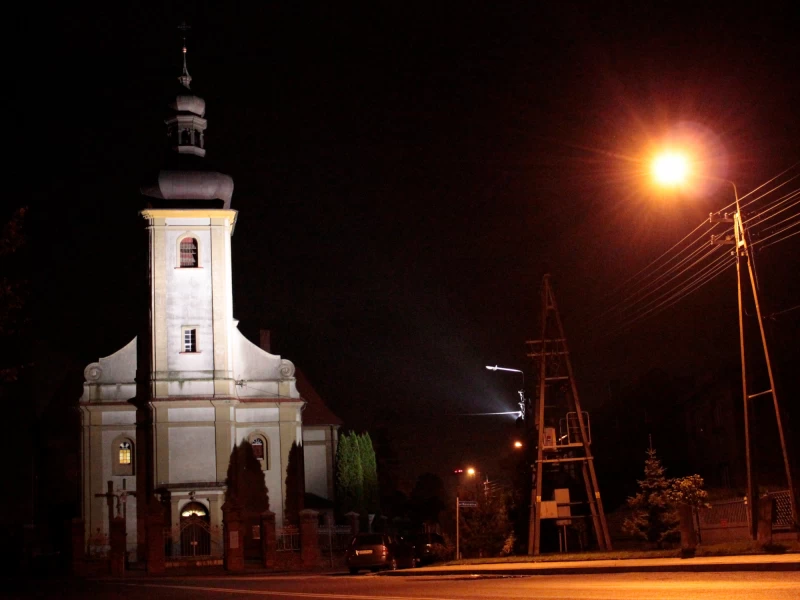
[{"x1": 442, "y1": 540, "x2": 800, "y2": 566}]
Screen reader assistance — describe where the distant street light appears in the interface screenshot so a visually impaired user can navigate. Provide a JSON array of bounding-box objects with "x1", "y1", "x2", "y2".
[
  {"x1": 466, "y1": 467, "x2": 476, "y2": 477},
  {"x1": 513, "y1": 440, "x2": 523, "y2": 449},
  {"x1": 649, "y1": 151, "x2": 798, "y2": 537},
  {"x1": 485, "y1": 365, "x2": 526, "y2": 421}
]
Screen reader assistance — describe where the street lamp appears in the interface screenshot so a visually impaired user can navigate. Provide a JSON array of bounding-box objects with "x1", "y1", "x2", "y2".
[
  {"x1": 485, "y1": 365, "x2": 526, "y2": 420},
  {"x1": 651, "y1": 151, "x2": 690, "y2": 186},
  {"x1": 649, "y1": 151, "x2": 798, "y2": 536}
]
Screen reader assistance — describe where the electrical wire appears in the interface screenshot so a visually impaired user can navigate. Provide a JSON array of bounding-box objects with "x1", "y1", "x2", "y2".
[
  {"x1": 607, "y1": 253, "x2": 735, "y2": 336},
  {"x1": 744, "y1": 189, "x2": 800, "y2": 225},
  {"x1": 753, "y1": 208, "x2": 800, "y2": 237},
  {"x1": 597, "y1": 219, "x2": 714, "y2": 305},
  {"x1": 615, "y1": 249, "x2": 730, "y2": 325},
  {"x1": 717, "y1": 162, "x2": 800, "y2": 213},
  {"x1": 737, "y1": 176, "x2": 800, "y2": 214},
  {"x1": 757, "y1": 228, "x2": 800, "y2": 251},
  {"x1": 597, "y1": 221, "x2": 719, "y2": 318},
  {"x1": 752, "y1": 217, "x2": 800, "y2": 247},
  {"x1": 604, "y1": 241, "x2": 723, "y2": 321}
]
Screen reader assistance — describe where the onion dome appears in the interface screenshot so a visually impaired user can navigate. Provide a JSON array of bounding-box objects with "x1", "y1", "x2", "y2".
[{"x1": 141, "y1": 41, "x2": 233, "y2": 209}]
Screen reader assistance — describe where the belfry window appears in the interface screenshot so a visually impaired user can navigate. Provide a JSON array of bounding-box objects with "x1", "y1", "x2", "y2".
[
  {"x1": 180, "y1": 237, "x2": 198, "y2": 268},
  {"x1": 183, "y1": 328, "x2": 197, "y2": 353}
]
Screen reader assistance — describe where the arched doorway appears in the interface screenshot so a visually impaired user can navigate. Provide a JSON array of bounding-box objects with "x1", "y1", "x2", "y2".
[{"x1": 179, "y1": 501, "x2": 211, "y2": 556}]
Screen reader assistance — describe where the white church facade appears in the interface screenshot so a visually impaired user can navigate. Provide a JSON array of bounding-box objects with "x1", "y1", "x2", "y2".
[{"x1": 79, "y1": 43, "x2": 340, "y2": 561}]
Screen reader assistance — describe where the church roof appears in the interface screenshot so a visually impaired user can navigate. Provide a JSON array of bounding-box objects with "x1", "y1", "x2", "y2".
[{"x1": 296, "y1": 369, "x2": 343, "y2": 427}]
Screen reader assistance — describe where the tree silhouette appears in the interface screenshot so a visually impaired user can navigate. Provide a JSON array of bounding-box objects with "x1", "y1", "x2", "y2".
[
  {"x1": 225, "y1": 440, "x2": 270, "y2": 513},
  {"x1": 623, "y1": 447, "x2": 679, "y2": 547},
  {"x1": 335, "y1": 432, "x2": 364, "y2": 515},
  {"x1": 359, "y1": 433, "x2": 380, "y2": 514},
  {"x1": 284, "y1": 442, "x2": 305, "y2": 525}
]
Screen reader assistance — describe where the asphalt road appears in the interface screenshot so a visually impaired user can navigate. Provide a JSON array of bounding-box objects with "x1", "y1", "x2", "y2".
[{"x1": 10, "y1": 572, "x2": 800, "y2": 600}]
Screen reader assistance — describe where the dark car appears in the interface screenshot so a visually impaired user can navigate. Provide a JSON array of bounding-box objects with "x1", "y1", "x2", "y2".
[
  {"x1": 345, "y1": 533, "x2": 416, "y2": 574},
  {"x1": 409, "y1": 532, "x2": 447, "y2": 565}
]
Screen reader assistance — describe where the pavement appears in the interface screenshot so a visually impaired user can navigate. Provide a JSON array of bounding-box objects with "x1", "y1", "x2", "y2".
[{"x1": 379, "y1": 553, "x2": 800, "y2": 577}]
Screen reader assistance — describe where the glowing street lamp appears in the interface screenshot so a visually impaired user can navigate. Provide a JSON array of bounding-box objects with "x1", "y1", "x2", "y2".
[
  {"x1": 651, "y1": 151, "x2": 690, "y2": 186},
  {"x1": 513, "y1": 440, "x2": 523, "y2": 449},
  {"x1": 466, "y1": 467, "x2": 476, "y2": 477},
  {"x1": 649, "y1": 151, "x2": 797, "y2": 537}
]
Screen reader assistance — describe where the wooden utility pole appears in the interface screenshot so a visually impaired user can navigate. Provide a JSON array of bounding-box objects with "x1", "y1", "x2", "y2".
[{"x1": 526, "y1": 275, "x2": 611, "y2": 555}]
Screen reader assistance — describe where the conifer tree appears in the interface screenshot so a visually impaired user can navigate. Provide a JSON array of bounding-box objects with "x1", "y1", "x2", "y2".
[
  {"x1": 623, "y1": 447, "x2": 679, "y2": 546},
  {"x1": 359, "y1": 432, "x2": 380, "y2": 514},
  {"x1": 335, "y1": 432, "x2": 364, "y2": 515}
]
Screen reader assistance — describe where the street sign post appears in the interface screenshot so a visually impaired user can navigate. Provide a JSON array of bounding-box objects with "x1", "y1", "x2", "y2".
[{"x1": 456, "y1": 497, "x2": 478, "y2": 559}]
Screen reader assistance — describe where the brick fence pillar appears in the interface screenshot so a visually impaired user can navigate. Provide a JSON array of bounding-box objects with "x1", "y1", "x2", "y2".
[
  {"x1": 222, "y1": 500, "x2": 245, "y2": 572},
  {"x1": 109, "y1": 516, "x2": 127, "y2": 577},
  {"x1": 299, "y1": 509, "x2": 320, "y2": 568},
  {"x1": 71, "y1": 518, "x2": 86, "y2": 577},
  {"x1": 757, "y1": 495, "x2": 774, "y2": 545},
  {"x1": 146, "y1": 499, "x2": 165, "y2": 575},
  {"x1": 345, "y1": 511, "x2": 360, "y2": 537},
  {"x1": 678, "y1": 504, "x2": 697, "y2": 551},
  {"x1": 260, "y1": 510, "x2": 277, "y2": 569}
]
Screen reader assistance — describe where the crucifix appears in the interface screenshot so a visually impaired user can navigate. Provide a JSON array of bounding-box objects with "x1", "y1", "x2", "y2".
[{"x1": 94, "y1": 480, "x2": 138, "y2": 527}]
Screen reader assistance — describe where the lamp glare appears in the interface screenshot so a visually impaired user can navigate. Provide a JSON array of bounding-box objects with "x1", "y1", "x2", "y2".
[{"x1": 652, "y1": 153, "x2": 689, "y2": 185}]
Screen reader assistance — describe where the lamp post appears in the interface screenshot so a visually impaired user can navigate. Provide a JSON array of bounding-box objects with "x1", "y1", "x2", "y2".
[{"x1": 651, "y1": 153, "x2": 798, "y2": 536}]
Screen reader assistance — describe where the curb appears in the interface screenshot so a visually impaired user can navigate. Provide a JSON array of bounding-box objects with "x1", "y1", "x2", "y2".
[{"x1": 378, "y1": 561, "x2": 800, "y2": 577}]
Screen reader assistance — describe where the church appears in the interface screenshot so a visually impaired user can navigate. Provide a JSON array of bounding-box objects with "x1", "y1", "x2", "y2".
[{"x1": 78, "y1": 41, "x2": 341, "y2": 562}]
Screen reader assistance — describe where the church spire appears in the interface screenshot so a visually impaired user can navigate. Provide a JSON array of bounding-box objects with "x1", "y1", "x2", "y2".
[{"x1": 178, "y1": 21, "x2": 192, "y2": 89}]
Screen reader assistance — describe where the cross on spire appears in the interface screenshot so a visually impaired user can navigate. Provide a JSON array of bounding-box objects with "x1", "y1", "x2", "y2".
[{"x1": 178, "y1": 21, "x2": 192, "y2": 88}]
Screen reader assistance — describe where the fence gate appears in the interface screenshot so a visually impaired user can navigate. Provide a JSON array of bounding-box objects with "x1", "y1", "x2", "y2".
[{"x1": 165, "y1": 503, "x2": 223, "y2": 560}]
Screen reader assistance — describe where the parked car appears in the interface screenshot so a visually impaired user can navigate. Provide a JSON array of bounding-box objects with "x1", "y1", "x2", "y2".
[
  {"x1": 409, "y1": 532, "x2": 447, "y2": 565},
  {"x1": 345, "y1": 533, "x2": 416, "y2": 574}
]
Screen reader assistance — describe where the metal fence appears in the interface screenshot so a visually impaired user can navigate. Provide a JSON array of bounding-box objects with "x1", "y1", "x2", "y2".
[
  {"x1": 698, "y1": 498, "x2": 748, "y2": 530},
  {"x1": 318, "y1": 526, "x2": 354, "y2": 552},
  {"x1": 276, "y1": 526, "x2": 300, "y2": 552},
  {"x1": 770, "y1": 490, "x2": 794, "y2": 530}
]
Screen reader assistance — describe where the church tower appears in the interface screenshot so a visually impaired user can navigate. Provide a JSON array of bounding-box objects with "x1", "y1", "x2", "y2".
[
  {"x1": 139, "y1": 39, "x2": 237, "y2": 401},
  {"x1": 79, "y1": 36, "x2": 305, "y2": 563}
]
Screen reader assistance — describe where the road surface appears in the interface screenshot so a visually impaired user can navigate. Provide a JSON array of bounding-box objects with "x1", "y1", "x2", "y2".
[{"x1": 11, "y1": 571, "x2": 800, "y2": 599}]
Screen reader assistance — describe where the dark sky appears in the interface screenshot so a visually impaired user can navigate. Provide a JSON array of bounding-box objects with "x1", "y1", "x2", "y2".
[{"x1": 15, "y1": 2, "x2": 800, "y2": 492}]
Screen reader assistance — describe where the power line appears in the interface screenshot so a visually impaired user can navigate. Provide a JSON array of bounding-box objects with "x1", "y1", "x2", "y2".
[
  {"x1": 597, "y1": 221, "x2": 719, "y2": 317},
  {"x1": 744, "y1": 189, "x2": 800, "y2": 225},
  {"x1": 757, "y1": 228, "x2": 799, "y2": 251},
  {"x1": 718, "y1": 162, "x2": 800, "y2": 213},
  {"x1": 604, "y1": 236, "x2": 722, "y2": 320},
  {"x1": 607, "y1": 253, "x2": 734, "y2": 336},
  {"x1": 752, "y1": 217, "x2": 800, "y2": 247}
]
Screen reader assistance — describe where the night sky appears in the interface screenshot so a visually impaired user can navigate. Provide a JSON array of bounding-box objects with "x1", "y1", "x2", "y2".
[{"x1": 13, "y1": 2, "x2": 799, "y2": 498}]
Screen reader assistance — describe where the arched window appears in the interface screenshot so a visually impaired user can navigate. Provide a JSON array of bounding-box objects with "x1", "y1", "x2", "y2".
[
  {"x1": 179, "y1": 237, "x2": 198, "y2": 268},
  {"x1": 119, "y1": 441, "x2": 132, "y2": 465},
  {"x1": 249, "y1": 434, "x2": 269, "y2": 471},
  {"x1": 112, "y1": 437, "x2": 134, "y2": 476}
]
